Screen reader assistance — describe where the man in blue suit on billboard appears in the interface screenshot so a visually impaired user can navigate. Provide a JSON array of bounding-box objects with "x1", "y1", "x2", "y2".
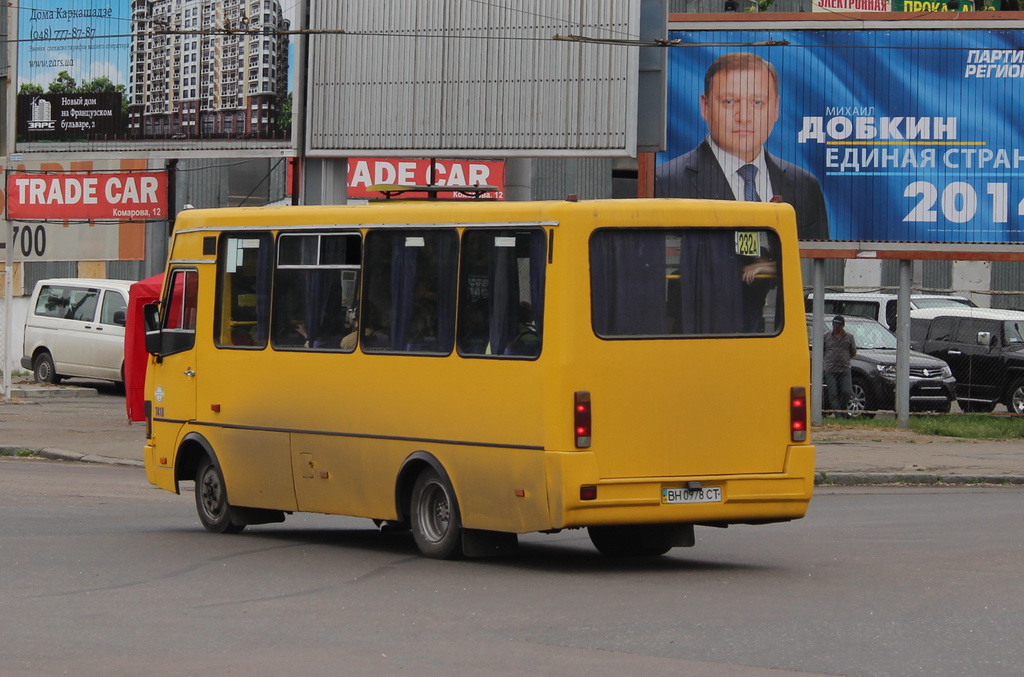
[{"x1": 657, "y1": 52, "x2": 830, "y2": 240}]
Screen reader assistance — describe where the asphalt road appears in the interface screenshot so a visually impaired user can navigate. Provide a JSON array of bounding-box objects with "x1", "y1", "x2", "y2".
[{"x1": 2, "y1": 458, "x2": 1022, "y2": 677}]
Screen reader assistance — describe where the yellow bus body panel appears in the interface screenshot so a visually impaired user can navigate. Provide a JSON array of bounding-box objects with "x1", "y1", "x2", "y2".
[{"x1": 144, "y1": 199, "x2": 814, "y2": 535}]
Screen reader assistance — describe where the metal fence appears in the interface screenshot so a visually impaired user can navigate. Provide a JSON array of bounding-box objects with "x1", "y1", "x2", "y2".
[{"x1": 805, "y1": 285, "x2": 1024, "y2": 418}]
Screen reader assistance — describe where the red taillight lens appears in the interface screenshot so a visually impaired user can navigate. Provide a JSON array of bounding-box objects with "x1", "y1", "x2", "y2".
[
  {"x1": 791, "y1": 386, "x2": 807, "y2": 442},
  {"x1": 574, "y1": 391, "x2": 591, "y2": 448}
]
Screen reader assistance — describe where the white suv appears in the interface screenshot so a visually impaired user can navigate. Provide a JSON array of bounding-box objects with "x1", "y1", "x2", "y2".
[
  {"x1": 21, "y1": 278, "x2": 134, "y2": 385},
  {"x1": 805, "y1": 292, "x2": 975, "y2": 331}
]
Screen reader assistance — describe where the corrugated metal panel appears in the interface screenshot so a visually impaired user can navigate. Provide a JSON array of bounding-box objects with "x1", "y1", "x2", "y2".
[
  {"x1": 532, "y1": 158, "x2": 615, "y2": 201},
  {"x1": 307, "y1": 0, "x2": 642, "y2": 156},
  {"x1": 23, "y1": 262, "x2": 79, "y2": 295},
  {"x1": 174, "y1": 159, "x2": 231, "y2": 211},
  {"x1": 881, "y1": 260, "x2": 953, "y2": 291},
  {"x1": 991, "y1": 261, "x2": 1024, "y2": 311}
]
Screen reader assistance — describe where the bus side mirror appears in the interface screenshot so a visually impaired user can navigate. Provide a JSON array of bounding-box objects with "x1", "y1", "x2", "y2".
[{"x1": 143, "y1": 303, "x2": 162, "y2": 355}]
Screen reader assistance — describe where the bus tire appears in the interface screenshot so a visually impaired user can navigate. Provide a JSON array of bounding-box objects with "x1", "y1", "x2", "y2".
[
  {"x1": 195, "y1": 457, "x2": 246, "y2": 534},
  {"x1": 588, "y1": 525, "x2": 675, "y2": 557},
  {"x1": 410, "y1": 468, "x2": 463, "y2": 559}
]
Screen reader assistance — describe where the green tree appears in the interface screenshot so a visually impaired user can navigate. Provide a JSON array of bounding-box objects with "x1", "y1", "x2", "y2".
[
  {"x1": 80, "y1": 77, "x2": 129, "y2": 118},
  {"x1": 19, "y1": 83, "x2": 44, "y2": 96},
  {"x1": 79, "y1": 76, "x2": 120, "y2": 93},
  {"x1": 277, "y1": 91, "x2": 292, "y2": 135},
  {"x1": 47, "y1": 71, "x2": 78, "y2": 94}
]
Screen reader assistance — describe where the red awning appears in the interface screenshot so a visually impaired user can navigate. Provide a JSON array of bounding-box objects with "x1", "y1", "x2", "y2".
[{"x1": 125, "y1": 274, "x2": 163, "y2": 422}]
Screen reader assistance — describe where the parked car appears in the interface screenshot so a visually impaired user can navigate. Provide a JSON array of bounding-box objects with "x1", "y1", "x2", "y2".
[
  {"x1": 910, "y1": 306, "x2": 1024, "y2": 414},
  {"x1": 21, "y1": 278, "x2": 133, "y2": 385},
  {"x1": 805, "y1": 292, "x2": 975, "y2": 331},
  {"x1": 808, "y1": 314, "x2": 956, "y2": 417}
]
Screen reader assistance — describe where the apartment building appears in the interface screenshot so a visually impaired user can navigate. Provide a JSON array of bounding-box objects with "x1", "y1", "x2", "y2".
[{"x1": 128, "y1": 0, "x2": 290, "y2": 139}]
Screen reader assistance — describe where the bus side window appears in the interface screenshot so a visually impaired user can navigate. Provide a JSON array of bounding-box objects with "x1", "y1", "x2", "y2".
[
  {"x1": 161, "y1": 268, "x2": 199, "y2": 355},
  {"x1": 457, "y1": 229, "x2": 546, "y2": 358},
  {"x1": 362, "y1": 230, "x2": 458, "y2": 355},
  {"x1": 591, "y1": 228, "x2": 780, "y2": 337},
  {"x1": 272, "y1": 233, "x2": 362, "y2": 352},
  {"x1": 215, "y1": 234, "x2": 273, "y2": 348}
]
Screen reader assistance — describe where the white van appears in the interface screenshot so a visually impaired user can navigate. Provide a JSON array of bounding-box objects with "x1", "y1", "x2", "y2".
[
  {"x1": 21, "y1": 278, "x2": 134, "y2": 385},
  {"x1": 805, "y1": 292, "x2": 975, "y2": 331}
]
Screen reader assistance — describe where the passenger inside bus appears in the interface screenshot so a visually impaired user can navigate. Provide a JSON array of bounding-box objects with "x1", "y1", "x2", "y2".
[{"x1": 505, "y1": 302, "x2": 540, "y2": 356}]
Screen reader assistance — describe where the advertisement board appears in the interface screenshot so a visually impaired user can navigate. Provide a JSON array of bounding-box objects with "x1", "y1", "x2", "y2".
[
  {"x1": 2, "y1": 160, "x2": 155, "y2": 262},
  {"x1": 656, "y1": 29, "x2": 1024, "y2": 243},
  {"x1": 17, "y1": 0, "x2": 295, "y2": 148},
  {"x1": 346, "y1": 159, "x2": 506, "y2": 200},
  {"x1": 6, "y1": 172, "x2": 168, "y2": 221}
]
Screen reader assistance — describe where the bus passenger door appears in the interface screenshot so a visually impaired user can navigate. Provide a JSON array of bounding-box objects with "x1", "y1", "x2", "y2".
[{"x1": 150, "y1": 268, "x2": 199, "y2": 443}]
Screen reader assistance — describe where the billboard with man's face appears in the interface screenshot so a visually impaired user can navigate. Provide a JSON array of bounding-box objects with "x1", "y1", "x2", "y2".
[{"x1": 657, "y1": 28, "x2": 1024, "y2": 244}]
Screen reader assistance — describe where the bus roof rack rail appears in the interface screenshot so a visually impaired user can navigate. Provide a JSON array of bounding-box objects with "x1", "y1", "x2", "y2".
[{"x1": 366, "y1": 184, "x2": 500, "y2": 200}]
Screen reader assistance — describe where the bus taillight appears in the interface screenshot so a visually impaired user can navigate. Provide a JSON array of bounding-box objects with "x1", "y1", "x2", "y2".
[
  {"x1": 791, "y1": 386, "x2": 807, "y2": 442},
  {"x1": 574, "y1": 391, "x2": 591, "y2": 448}
]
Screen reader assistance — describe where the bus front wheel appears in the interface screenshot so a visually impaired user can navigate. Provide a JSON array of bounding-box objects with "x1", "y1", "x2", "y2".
[
  {"x1": 410, "y1": 468, "x2": 463, "y2": 559},
  {"x1": 588, "y1": 525, "x2": 677, "y2": 557},
  {"x1": 195, "y1": 457, "x2": 246, "y2": 534}
]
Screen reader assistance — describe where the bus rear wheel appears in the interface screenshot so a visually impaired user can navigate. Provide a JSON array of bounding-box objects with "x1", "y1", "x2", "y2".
[
  {"x1": 195, "y1": 457, "x2": 246, "y2": 534},
  {"x1": 588, "y1": 525, "x2": 676, "y2": 557},
  {"x1": 410, "y1": 468, "x2": 463, "y2": 559}
]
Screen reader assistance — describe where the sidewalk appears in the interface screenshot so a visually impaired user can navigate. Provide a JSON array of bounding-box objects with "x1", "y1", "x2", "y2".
[{"x1": 3, "y1": 382, "x2": 1023, "y2": 485}]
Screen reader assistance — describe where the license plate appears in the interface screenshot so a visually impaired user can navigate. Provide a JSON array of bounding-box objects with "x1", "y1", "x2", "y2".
[{"x1": 662, "y1": 486, "x2": 722, "y2": 504}]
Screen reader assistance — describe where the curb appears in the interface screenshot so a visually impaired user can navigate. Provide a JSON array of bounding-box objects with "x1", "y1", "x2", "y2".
[
  {"x1": 9, "y1": 386, "x2": 100, "y2": 400},
  {"x1": 0, "y1": 446, "x2": 144, "y2": 468},
  {"x1": 816, "y1": 471, "x2": 1024, "y2": 486}
]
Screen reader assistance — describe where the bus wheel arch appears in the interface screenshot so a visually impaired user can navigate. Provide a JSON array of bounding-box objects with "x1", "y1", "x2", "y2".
[
  {"x1": 173, "y1": 432, "x2": 217, "y2": 492},
  {"x1": 395, "y1": 452, "x2": 448, "y2": 524},
  {"x1": 175, "y1": 433, "x2": 247, "y2": 534},
  {"x1": 398, "y1": 452, "x2": 464, "y2": 559}
]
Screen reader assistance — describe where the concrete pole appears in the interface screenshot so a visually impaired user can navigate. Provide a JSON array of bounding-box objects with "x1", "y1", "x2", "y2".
[
  {"x1": 896, "y1": 259, "x2": 912, "y2": 428},
  {"x1": 810, "y1": 258, "x2": 825, "y2": 425},
  {"x1": 503, "y1": 158, "x2": 533, "y2": 201}
]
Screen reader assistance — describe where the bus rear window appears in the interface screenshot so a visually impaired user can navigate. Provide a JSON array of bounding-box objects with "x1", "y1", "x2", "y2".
[{"x1": 590, "y1": 228, "x2": 782, "y2": 338}]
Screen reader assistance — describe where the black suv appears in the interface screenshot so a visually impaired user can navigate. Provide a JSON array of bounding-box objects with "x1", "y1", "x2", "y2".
[
  {"x1": 809, "y1": 314, "x2": 956, "y2": 417},
  {"x1": 910, "y1": 307, "x2": 1024, "y2": 414}
]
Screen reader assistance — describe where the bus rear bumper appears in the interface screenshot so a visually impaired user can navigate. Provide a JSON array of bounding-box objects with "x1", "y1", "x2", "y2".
[{"x1": 546, "y1": 444, "x2": 815, "y2": 530}]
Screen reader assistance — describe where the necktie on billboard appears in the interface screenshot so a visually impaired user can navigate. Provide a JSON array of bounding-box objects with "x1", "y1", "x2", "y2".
[{"x1": 737, "y1": 164, "x2": 760, "y2": 202}]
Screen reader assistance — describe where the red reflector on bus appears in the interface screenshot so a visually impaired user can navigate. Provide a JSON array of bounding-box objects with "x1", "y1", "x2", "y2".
[
  {"x1": 791, "y1": 386, "x2": 808, "y2": 442},
  {"x1": 580, "y1": 485, "x2": 597, "y2": 501},
  {"x1": 574, "y1": 391, "x2": 591, "y2": 448}
]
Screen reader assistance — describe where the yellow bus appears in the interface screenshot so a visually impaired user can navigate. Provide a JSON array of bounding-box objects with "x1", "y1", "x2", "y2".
[{"x1": 141, "y1": 198, "x2": 814, "y2": 559}]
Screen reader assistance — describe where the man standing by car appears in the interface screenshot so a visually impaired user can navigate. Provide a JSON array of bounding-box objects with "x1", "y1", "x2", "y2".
[{"x1": 824, "y1": 315, "x2": 857, "y2": 417}]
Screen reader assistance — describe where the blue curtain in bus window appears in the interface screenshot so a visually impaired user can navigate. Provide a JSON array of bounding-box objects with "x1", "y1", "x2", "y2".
[
  {"x1": 433, "y1": 237, "x2": 457, "y2": 353},
  {"x1": 591, "y1": 231, "x2": 667, "y2": 335},
  {"x1": 254, "y1": 243, "x2": 271, "y2": 344},
  {"x1": 488, "y1": 244, "x2": 517, "y2": 354},
  {"x1": 390, "y1": 241, "x2": 418, "y2": 350},
  {"x1": 303, "y1": 270, "x2": 328, "y2": 347},
  {"x1": 677, "y1": 231, "x2": 744, "y2": 334},
  {"x1": 529, "y1": 232, "x2": 546, "y2": 339}
]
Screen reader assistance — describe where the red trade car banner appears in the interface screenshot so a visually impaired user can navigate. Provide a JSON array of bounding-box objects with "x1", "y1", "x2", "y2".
[{"x1": 6, "y1": 171, "x2": 169, "y2": 220}]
